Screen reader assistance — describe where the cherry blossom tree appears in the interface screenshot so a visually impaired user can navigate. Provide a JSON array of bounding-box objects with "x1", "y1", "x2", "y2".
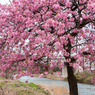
[{"x1": 0, "y1": 0, "x2": 95, "y2": 95}]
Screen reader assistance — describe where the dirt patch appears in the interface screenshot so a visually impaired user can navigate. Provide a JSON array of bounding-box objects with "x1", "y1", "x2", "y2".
[{"x1": 38, "y1": 83, "x2": 69, "y2": 95}]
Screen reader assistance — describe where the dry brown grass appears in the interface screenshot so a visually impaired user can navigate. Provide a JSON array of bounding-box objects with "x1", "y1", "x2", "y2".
[
  {"x1": 38, "y1": 83, "x2": 69, "y2": 95},
  {"x1": 34, "y1": 73, "x2": 64, "y2": 81},
  {"x1": 45, "y1": 74, "x2": 64, "y2": 81}
]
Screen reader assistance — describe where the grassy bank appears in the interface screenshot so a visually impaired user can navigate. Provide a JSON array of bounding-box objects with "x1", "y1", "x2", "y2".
[
  {"x1": 0, "y1": 77, "x2": 50, "y2": 95},
  {"x1": 64, "y1": 72, "x2": 95, "y2": 85}
]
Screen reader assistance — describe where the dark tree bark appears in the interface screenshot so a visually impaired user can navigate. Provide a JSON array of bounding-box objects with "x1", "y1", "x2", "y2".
[
  {"x1": 65, "y1": 38, "x2": 78, "y2": 95},
  {"x1": 67, "y1": 63, "x2": 78, "y2": 95}
]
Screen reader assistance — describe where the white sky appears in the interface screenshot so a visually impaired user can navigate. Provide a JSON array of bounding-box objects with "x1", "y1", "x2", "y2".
[{"x1": 0, "y1": 0, "x2": 11, "y2": 4}]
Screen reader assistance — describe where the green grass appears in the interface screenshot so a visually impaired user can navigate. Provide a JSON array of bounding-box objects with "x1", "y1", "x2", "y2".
[
  {"x1": 11, "y1": 82, "x2": 27, "y2": 88},
  {"x1": 27, "y1": 83, "x2": 41, "y2": 91},
  {"x1": 13, "y1": 81, "x2": 41, "y2": 90},
  {"x1": 0, "y1": 80, "x2": 50, "y2": 95},
  {"x1": 42, "y1": 90, "x2": 49, "y2": 95},
  {"x1": 19, "y1": 83, "x2": 27, "y2": 88},
  {"x1": 0, "y1": 82, "x2": 6, "y2": 87},
  {"x1": 17, "y1": 90, "x2": 34, "y2": 95},
  {"x1": 26, "y1": 82, "x2": 50, "y2": 94},
  {"x1": 0, "y1": 76, "x2": 5, "y2": 80}
]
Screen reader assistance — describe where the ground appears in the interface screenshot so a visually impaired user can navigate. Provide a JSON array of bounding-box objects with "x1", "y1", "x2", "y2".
[
  {"x1": 0, "y1": 71, "x2": 94, "y2": 95},
  {"x1": 0, "y1": 77, "x2": 50, "y2": 95}
]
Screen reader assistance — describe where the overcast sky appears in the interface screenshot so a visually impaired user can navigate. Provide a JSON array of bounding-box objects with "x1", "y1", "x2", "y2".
[{"x1": 0, "y1": 0, "x2": 11, "y2": 4}]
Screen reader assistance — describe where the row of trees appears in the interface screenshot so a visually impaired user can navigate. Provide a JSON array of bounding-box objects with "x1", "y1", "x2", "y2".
[{"x1": 0, "y1": 0, "x2": 95, "y2": 95}]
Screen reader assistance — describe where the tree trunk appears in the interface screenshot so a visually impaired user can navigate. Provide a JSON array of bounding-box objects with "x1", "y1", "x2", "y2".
[
  {"x1": 67, "y1": 63, "x2": 78, "y2": 95},
  {"x1": 64, "y1": 38, "x2": 78, "y2": 95}
]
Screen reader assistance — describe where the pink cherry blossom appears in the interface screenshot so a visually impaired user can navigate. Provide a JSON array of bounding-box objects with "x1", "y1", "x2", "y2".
[
  {"x1": 66, "y1": 0, "x2": 72, "y2": 7},
  {"x1": 39, "y1": 74, "x2": 44, "y2": 78},
  {"x1": 54, "y1": 41, "x2": 61, "y2": 49},
  {"x1": 0, "y1": 0, "x2": 95, "y2": 94}
]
